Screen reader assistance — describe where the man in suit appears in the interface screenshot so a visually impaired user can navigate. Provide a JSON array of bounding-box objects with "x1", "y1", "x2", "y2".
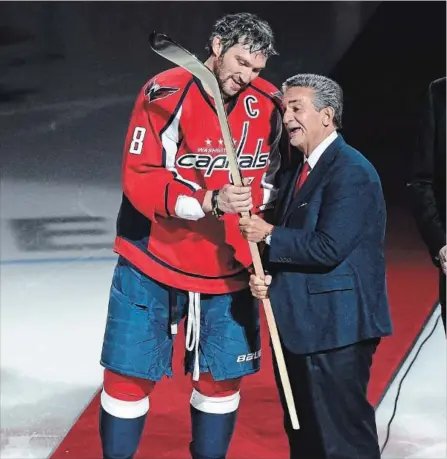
[
  {"x1": 239, "y1": 74, "x2": 393, "y2": 459},
  {"x1": 407, "y1": 77, "x2": 446, "y2": 331}
]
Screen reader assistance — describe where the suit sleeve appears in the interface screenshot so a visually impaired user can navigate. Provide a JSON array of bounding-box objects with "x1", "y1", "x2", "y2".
[
  {"x1": 268, "y1": 167, "x2": 376, "y2": 267},
  {"x1": 407, "y1": 82, "x2": 445, "y2": 263},
  {"x1": 122, "y1": 83, "x2": 206, "y2": 222}
]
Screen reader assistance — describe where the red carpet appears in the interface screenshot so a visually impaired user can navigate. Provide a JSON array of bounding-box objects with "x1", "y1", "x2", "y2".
[{"x1": 51, "y1": 211, "x2": 438, "y2": 459}]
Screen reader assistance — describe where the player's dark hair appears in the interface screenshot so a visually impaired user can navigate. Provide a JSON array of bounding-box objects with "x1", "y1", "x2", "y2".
[{"x1": 206, "y1": 12, "x2": 278, "y2": 58}]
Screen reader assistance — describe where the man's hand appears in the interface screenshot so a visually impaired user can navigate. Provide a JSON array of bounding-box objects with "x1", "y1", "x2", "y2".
[
  {"x1": 239, "y1": 214, "x2": 274, "y2": 243},
  {"x1": 202, "y1": 178, "x2": 253, "y2": 214},
  {"x1": 218, "y1": 177, "x2": 253, "y2": 214},
  {"x1": 249, "y1": 273, "x2": 272, "y2": 300},
  {"x1": 439, "y1": 245, "x2": 446, "y2": 275}
]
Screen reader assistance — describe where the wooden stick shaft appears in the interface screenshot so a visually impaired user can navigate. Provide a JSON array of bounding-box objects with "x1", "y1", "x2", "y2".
[
  {"x1": 215, "y1": 89, "x2": 299, "y2": 430},
  {"x1": 241, "y1": 214, "x2": 300, "y2": 430}
]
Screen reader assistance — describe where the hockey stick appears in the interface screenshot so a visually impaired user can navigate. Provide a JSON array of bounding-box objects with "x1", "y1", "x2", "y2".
[{"x1": 149, "y1": 32, "x2": 299, "y2": 430}]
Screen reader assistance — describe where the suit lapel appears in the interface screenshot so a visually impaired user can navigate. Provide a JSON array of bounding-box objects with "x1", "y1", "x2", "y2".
[{"x1": 280, "y1": 135, "x2": 344, "y2": 225}]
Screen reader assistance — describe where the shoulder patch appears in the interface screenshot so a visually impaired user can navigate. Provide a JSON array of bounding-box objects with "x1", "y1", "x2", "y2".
[{"x1": 144, "y1": 79, "x2": 180, "y2": 103}]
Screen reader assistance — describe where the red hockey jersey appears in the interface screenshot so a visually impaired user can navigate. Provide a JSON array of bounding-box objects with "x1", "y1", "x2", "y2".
[{"x1": 114, "y1": 67, "x2": 284, "y2": 294}]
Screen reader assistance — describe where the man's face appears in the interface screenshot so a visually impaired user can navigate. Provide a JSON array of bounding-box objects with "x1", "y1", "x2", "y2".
[
  {"x1": 212, "y1": 37, "x2": 267, "y2": 98},
  {"x1": 282, "y1": 86, "x2": 328, "y2": 153}
]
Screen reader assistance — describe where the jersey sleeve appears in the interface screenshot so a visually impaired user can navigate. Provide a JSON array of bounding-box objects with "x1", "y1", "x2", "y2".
[
  {"x1": 251, "y1": 94, "x2": 287, "y2": 219},
  {"x1": 121, "y1": 78, "x2": 206, "y2": 222},
  {"x1": 257, "y1": 107, "x2": 284, "y2": 215}
]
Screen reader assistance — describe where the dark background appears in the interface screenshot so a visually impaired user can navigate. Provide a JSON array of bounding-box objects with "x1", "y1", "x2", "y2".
[{"x1": 1, "y1": 1, "x2": 445, "y2": 250}]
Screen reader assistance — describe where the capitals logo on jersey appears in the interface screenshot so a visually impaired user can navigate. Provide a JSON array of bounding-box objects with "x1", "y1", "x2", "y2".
[
  {"x1": 144, "y1": 80, "x2": 179, "y2": 103},
  {"x1": 175, "y1": 121, "x2": 270, "y2": 178}
]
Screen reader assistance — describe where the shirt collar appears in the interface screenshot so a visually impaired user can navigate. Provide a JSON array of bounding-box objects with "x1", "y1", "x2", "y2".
[{"x1": 305, "y1": 130, "x2": 338, "y2": 169}]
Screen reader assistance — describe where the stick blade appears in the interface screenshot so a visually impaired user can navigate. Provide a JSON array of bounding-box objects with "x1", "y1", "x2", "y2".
[
  {"x1": 149, "y1": 31, "x2": 218, "y2": 94},
  {"x1": 149, "y1": 32, "x2": 180, "y2": 56}
]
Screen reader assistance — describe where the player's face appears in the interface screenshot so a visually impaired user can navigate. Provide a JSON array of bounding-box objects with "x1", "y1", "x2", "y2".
[
  {"x1": 212, "y1": 37, "x2": 267, "y2": 98},
  {"x1": 282, "y1": 86, "x2": 330, "y2": 154}
]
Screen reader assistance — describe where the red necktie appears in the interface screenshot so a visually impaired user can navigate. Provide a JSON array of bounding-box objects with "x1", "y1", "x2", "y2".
[{"x1": 294, "y1": 161, "x2": 310, "y2": 196}]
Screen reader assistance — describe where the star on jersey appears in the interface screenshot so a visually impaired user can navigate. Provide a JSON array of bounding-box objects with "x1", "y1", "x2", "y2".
[
  {"x1": 205, "y1": 139, "x2": 212, "y2": 146},
  {"x1": 144, "y1": 80, "x2": 179, "y2": 103}
]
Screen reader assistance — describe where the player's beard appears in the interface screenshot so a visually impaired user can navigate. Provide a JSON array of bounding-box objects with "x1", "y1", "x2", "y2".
[{"x1": 214, "y1": 56, "x2": 245, "y2": 101}]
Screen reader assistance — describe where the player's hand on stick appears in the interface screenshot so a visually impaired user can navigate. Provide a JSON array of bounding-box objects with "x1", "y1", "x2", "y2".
[
  {"x1": 218, "y1": 177, "x2": 253, "y2": 214},
  {"x1": 249, "y1": 273, "x2": 272, "y2": 300}
]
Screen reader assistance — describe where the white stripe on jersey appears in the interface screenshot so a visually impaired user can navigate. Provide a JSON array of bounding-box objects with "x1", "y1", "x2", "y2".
[{"x1": 162, "y1": 106, "x2": 201, "y2": 191}]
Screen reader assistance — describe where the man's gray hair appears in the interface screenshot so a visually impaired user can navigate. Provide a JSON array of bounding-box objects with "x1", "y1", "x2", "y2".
[{"x1": 282, "y1": 74, "x2": 343, "y2": 129}]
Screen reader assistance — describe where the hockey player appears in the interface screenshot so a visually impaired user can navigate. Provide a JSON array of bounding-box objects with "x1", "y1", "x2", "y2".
[{"x1": 99, "y1": 12, "x2": 285, "y2": 459}]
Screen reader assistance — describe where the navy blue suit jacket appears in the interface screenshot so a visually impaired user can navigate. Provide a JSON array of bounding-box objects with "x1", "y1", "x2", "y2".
[{"x1": 266, "y1": 134, "x2": 393, "y2": 354}]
